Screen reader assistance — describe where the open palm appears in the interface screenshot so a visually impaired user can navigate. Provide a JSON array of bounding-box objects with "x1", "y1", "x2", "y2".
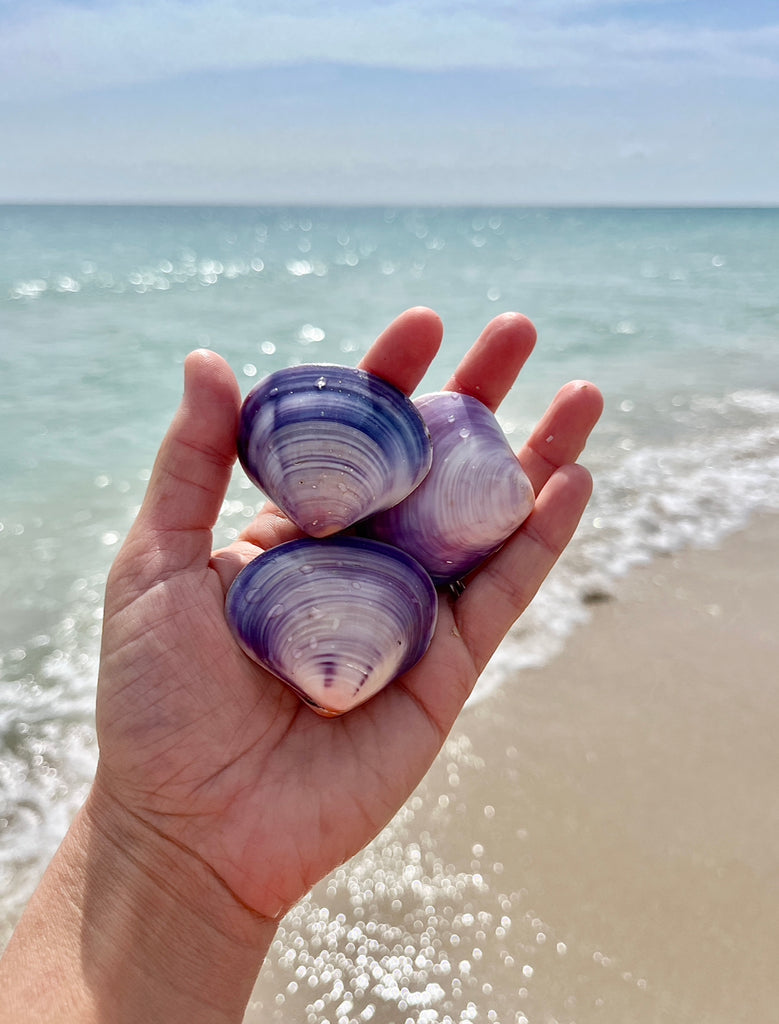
[{"x1": 93, "y1": 307, "x2": 602, "y2": 923}]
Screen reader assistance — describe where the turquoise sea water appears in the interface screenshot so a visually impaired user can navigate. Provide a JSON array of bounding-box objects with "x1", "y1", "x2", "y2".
[{"x1": 2, "y1": 205, "x2": 778, "y2": 967}]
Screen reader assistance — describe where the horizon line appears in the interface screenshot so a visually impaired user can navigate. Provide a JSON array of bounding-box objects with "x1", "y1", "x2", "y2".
[{"x1": 2, "y1": 200, "x2": 779, "y2": 211}]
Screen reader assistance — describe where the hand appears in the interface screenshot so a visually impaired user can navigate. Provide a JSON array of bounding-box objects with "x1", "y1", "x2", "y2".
[
  {"x1": 0, "y1": 307, "x2": 602, "y2": 1023},
  {"x1": 95, "y1": 307, "x2": 602, "y2": 921}
]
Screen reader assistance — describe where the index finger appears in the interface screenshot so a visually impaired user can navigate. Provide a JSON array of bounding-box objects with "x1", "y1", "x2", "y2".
[{"x1": 357, "y1": 306, "x2": 443, "y2": 394}]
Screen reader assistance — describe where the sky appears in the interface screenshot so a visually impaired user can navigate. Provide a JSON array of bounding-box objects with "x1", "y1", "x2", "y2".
[{"x1": 1, "y1": 0, "x2": 778, "y2": 204}]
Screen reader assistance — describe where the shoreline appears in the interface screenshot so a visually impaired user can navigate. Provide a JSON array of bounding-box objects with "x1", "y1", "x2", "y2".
[{"x1": 247, "y1": 513, "x2": 779, "y2": 1023}]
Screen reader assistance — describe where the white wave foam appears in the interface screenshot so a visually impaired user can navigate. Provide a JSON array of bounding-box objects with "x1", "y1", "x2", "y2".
[
  {"x1": 0, "y1": 603, "x2": 99, "y2": 945},
  {"x1": 472, "y1": 390, "x2": 779, "y2": 704}
]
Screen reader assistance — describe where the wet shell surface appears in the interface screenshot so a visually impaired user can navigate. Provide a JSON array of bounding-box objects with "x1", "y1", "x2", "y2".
[
  {"x1": 225, "y1": 537, "x2": 438, "y2": 716},
  {"x1": 237, "y1": 364, "x2": 432, "y2": 537},
  {"x1": 366, "y1": 391, "x2": 535, "y2": 584}
]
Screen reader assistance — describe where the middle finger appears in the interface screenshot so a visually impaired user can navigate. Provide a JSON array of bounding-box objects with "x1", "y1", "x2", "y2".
[{"x1": 441, "y1": 312, "x2": 537, "y2": 411}]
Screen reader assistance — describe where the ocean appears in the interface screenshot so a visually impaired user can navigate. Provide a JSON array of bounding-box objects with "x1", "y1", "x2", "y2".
[{"x1": 2, "y1": 205, "x2": 779, "y2": 1004}]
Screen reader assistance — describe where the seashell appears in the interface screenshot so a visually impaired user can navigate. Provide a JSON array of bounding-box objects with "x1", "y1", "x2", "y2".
[
  {"x1": 237, "y1": 364, "x2": 432, "y2": 538},
  {"x1": 225, "y1": 537, "x2": 438, "y2": 716},
  {"x1": 366, "y1": 391, "x2": 535, "y2": 584}
]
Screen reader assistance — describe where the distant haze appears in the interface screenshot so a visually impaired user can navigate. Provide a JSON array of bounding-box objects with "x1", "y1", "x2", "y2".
[{"x1": 1, "y1": 0, "x2": 778, "y2": 205}]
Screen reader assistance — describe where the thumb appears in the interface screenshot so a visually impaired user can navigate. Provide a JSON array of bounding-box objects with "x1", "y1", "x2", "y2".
[{"x1": 126, "y1": 349, "x2": 241, "y2": 575}]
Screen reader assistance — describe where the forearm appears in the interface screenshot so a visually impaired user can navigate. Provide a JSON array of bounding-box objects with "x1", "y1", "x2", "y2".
[{"x1": 0, "y1": 782, "x2": 278, "y2": 1024}]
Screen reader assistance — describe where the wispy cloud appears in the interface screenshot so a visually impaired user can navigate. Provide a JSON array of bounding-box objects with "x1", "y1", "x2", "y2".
[
  {"x1": 3, "y1": 1, "x2": 778, "y2": 203},
  {"x1": 2, "y1": 0, "x2": 778, "y2": 100}
]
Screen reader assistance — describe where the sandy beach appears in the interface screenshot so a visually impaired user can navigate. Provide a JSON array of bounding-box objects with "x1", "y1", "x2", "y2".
[{"x1": 245, "y1": 514, "x2": 779, "y2": 1023}]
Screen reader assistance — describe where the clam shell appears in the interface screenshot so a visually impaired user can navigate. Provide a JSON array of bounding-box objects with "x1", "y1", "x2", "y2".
[
  {"x1": 225, "y1": 537, "x2": 438, "y2": 716},
  {"x1": 367, "y1": 391, "x2": 535, "y2": 584},
  {"x1": 237, "y1": 364, "x2": 432, "y2": 537}
]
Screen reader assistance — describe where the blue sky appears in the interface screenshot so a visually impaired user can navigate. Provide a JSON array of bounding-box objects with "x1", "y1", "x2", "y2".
[{"x1": 1, "y1": 0, "x2": 778, "y2": 204}]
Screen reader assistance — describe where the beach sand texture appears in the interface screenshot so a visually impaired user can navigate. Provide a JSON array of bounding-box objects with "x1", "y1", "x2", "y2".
[{"x1": 245, "y1": 515, "x2": 779, "y2": 1023}]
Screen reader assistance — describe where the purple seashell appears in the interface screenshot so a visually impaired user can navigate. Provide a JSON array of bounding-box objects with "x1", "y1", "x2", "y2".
[
  {"x1": 237, "y1": 364, "x2": 432, "y2": 538},
  {"x1": 225, "y1": 537, "x2": 438, "y2": 716},
  {"x1": 367, "y1": 392, "x2": 535, "y2": 584}
]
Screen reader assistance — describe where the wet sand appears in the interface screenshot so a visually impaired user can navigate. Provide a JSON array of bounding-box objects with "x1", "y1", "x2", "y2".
[{"x1": 246, "y1": 515, "x2": 779, "y2": 1023}]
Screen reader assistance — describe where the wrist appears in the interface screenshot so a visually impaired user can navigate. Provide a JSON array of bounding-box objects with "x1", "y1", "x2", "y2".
[
  {"x1": 80, "y1": 777, "x2": 278, "y2": 1022},
  {"x1": 1, "y1": 776, "x2": 278, "y2": 1024}
]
